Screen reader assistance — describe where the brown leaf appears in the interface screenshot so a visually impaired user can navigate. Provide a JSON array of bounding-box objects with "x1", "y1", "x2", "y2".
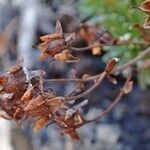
[
  {"x1": 24, "y1": 95, "x2": 45, "y2": 111},
  {"x1": 105, "y1": 58, "x2": 119, "y2": 73},
  {"x1": 0, "y1": 62, "x2": 28, "y2": 119},
  {"x1": 25, "y1": 105, "x2": 49, "y2": 118},
  {"x1": 47, "y1": 97, "x2": 66, "y2": 113},
  {"x1": 33, "y1": 117, "x2": 50, "y2": 132},
  {"x1": 39, "y1": 33, "x2": 63, "y2": 42},
  {"x1": 138, "y1": 0, "x2": 150, "y2": 14},
  {"x1": 21, "y1": 87, "x2": 33, "y2": 102},
  {"x1": 53, "y1": 110, "x2": 84, "y2": 140},
  {"x1": 54, "y1": 50, "x2": 79, "y2": 63}
]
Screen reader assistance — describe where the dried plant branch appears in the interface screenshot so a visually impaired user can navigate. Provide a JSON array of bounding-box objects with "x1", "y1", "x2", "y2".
[
  {"x1": 70, "y1": 39, "x2": 150, "y2": 51},
  {"x1": 44, "y1": 78, "x2": 85, "y2": 83},
  {"x1": 114, "y1": 47, "x2": 150, "y2": 72},
  {"x1": 65, "y1": 71, "x2": 107, "y2": 101},
  {"x1": 43, "y1": 47, "x2": 149, "y2": 87},
  {"x1": 84, "y1": 75, "x2": 132, "y2": 124},
  {"x1": 44, "y1": 75, "x2": 98, "y2": 84},
  {"x1": 0, "y1": 13, "x2": 148, "y2": 140}
]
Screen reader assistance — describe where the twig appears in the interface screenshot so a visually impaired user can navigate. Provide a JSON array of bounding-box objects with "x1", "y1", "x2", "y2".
[
  {"x1": 70, "y1": 39, "x2": 150, "y2": 51},
  {"x1": 44, "y1": 78, "x2": 85, "y2": 83},
  {"x1": 43, "y1": 73, "x2": 100, "y2": 84},
  {"x1": 84, "y1": 75, "x2": 131, "y2": 124},
  {"x1": 114, "y1": 47, "x2": 150, "y2": 73},
  {"x1": 65, "y1": 71, "x2": 107, "y2": 101}
]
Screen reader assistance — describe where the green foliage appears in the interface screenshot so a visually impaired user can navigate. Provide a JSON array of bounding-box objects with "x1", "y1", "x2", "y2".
[
  {"x1": 138, "y1": 68, "x2": 150, "y2": 89},
  {"x1": 77, "y1": 0, "x2": 150, "y2": 89}
]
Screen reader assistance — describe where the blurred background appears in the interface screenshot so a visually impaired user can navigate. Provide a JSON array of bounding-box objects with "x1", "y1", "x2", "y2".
[{"x1": 0, "y1": 0, "x2": 149, "y2": 150}]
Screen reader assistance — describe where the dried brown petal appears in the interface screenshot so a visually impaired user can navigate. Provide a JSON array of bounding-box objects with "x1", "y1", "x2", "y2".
[
  {"x1": 54, "y1": 50, "x2": 79, "y2": 63},
  {"x1": 138, "y1": 0, "x2": 150, "y2": 14},
  {"x1": 105, "y1": 58, "x2": 119, "y2": 73},
  {"x1": 33, "y1": 117, "x2": 50, "y2": 132},
  {"x1": 39, "y1": 33, "x2": 63, "y2": 42},
  {"x1": 24, "y1": 95, "x2": 45, "y2": 111},
  {"x1": 47, "y1": 97, "x2": 66, "y2": 112},
  {"x1": 21, "y1": 87, "x2": 33, "y2": 102},
  {"x1": 37, "y1": 20, "x2": 76, "y2": 62}
]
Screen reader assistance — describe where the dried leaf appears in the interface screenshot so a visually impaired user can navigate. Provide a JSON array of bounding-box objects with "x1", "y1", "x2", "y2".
[
  {"x1": 54, "y1": 50, "x2": 79, "y2": 63},
  {"x1": 53, "y1": 110, "x2": 84, "y2": 140},
  {"x1": 47, "y1": 97, "x2": 66, "y2": 112},
  {"x1": 21, "y1": 87, "x2": 33, "y2": 102},
  {"x1": 39, "y1": 33, "x2": 63, "y2": 42},
  {"x1": 25, "y1": 105, "x2": 49, "y2": 118},
  {"x1": 33, "y1": 117, "x2": 50, "y2": 132},
  {"x1": 0, "y1": 62, "x2": 28, "y2": 120},
  {"x1": 105, "y1": 58, "x2": 119, "y2": 73},
  {"x1": 24, "y1": 95, "x2": 45, "y2": 111},
  {"x1": 138, "y1": 0, "x2": 150, "y2": 14}
]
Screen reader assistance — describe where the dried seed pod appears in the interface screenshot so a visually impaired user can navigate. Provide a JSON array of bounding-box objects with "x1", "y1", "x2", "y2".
[{"x1": 38, "y1": 20, "x2": 78, "y2": 62}]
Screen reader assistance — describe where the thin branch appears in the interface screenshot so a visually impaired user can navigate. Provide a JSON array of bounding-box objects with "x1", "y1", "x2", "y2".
[
  {"x1": 65, "y1": 71, "x2": 107, "y2": 101},
  {"x1": 84, "y1": 75, "x2": 131, "y2": 124},
  {"x1": 44, "y1": 78, "x2": 84, "y2": 83},
  {"x1": 70, "y1": 39, "x2": 150, "y2": 51},
  {"x1": 114, "y1": 47, "x2": 150, "y2": 73},
  {"x1": 43, "y1": 73, "x2": 99, "y2": 84}
]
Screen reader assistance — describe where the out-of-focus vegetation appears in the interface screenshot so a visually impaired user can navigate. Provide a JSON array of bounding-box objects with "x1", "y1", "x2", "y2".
[{"x1": 77, "y1": 0, "x2": 150, "y2": 89}]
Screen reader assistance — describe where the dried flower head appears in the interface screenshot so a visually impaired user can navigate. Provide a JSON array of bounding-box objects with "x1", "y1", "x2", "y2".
[{"x1": 38, "y1": 20, "x2": 79, "y2": 62}]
